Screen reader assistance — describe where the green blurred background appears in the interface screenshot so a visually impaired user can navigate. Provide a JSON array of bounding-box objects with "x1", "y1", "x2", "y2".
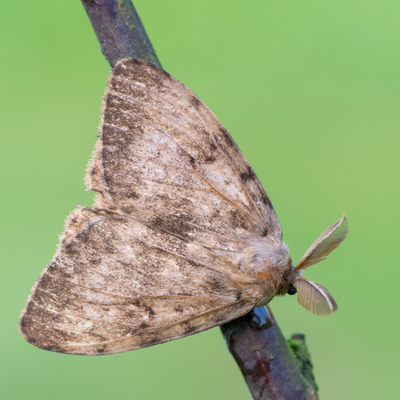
[{"x1": 1, "y1": 1, "x2": 399, "y2": 399}]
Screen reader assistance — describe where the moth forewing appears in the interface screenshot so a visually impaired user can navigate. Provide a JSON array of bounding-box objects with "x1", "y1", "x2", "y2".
[
  {"x1": 295, "y1": 214, "x2": 348, "y2": 271},
  {"x1": 19, "y1": 58, "x2": 274, "y2": 355},
  {"x1": 295, "y1": 277, "x2": 338, "y2": 315},
  {"x1": 19, "y1": 58, "x2": 346, "y2": 354}
]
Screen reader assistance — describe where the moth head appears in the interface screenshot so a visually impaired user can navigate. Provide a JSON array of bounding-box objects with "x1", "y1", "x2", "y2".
[{"x1": 290, "y1": 215, "x2": 348, "y2": 316}]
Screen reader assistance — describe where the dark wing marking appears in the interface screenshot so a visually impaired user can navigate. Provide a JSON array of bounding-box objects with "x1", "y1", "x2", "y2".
[
  {"x1": 86, "y1": 58, "x2": 281, "y2": 241},
  {"x1": 19, "y1": 207, "x2": 255, "y2": 355}
]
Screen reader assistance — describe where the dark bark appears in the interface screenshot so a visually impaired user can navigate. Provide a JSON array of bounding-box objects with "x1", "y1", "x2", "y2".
[
  {"x1": 221, "y1": 306, "x2": 318, "y2": 400},
  {"x1": 81, "y1": 0, "x2": 161, "y2": 68},
  {"x1": 80, "y1": 2, "x2": 318, "y2": 399}
]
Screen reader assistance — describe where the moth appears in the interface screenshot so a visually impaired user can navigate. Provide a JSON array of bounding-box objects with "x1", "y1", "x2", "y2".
[{"x1": 19, "y1": 58, "x2": 348, "y2": 355}]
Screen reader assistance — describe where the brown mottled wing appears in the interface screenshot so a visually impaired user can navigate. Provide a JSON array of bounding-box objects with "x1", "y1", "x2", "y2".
[
  {"x1": 20, "y1": 207, "x2": 254, "y2": 355},
  {"x1": 19, "y1": 59, "x2": 278, "y2": 355},
  {"x1": 86, "y1": 58, "x2": 281, "y2": 241},
  {"x1": 295, "y1": 215, "x2": 348, "y2": 271}
]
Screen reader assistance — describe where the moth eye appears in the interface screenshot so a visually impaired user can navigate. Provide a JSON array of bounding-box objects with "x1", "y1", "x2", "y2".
[{"x1": 288, "y1": 287, "x2": 297, "y2": 295}]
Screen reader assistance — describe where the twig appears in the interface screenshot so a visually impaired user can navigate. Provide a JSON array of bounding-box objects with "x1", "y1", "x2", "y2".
[
  {"x1": 221, "y1": 306, "x2": 318, "y2": 399},
  {"x1": 80, "y1": 1, "x2": 319, "y2": 398},
  {"x1": 81, "y1": 0, "x2": 161, "y2": 67}
]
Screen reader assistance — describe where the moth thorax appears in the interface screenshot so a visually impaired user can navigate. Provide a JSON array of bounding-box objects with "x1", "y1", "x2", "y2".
[{"x1": 244, "y1": 238, "x2": 293, "y2": 293}]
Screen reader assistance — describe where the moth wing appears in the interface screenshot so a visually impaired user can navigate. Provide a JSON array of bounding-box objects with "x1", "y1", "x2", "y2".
[
  {"x1": 87, "y1": 58, "x2": 281, "y2": 245},
  {"x1": 294, "y1": 215, "x2": 348, "y2": 271},
  {"x1": 294, "y1": 277, "x2": 338, "y2": 315},
  {"x1": 19, "y1": 207, "x2": 255, "y2": 355}
]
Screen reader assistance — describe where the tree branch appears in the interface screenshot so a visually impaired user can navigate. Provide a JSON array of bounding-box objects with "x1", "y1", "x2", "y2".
[
  {"x1": 81, "y1": 0, "x2": 161, "y2": 68},
  {"x1": 221, "y1": 306, "x2": 318, "y2": 400},
  {"x1": 80, "y1": 2, "x2": 319, "y2": 399}
]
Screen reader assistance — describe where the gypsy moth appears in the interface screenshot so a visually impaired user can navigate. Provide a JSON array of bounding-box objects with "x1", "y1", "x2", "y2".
[{"x1": 19, "y1": 59, "x2": 347, "y2": 355}]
